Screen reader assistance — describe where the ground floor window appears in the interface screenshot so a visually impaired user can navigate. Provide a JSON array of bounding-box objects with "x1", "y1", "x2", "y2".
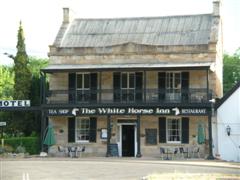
[
  {"x1": 76, "y1": 117, "x2": 90, "y2": 142},
  {"x1": 68, "y1": 117, "x2": 97, "y2": 143},
  {"x1": 159, "y1": 117, "x2": 189, "y2": 144},
  {"x1": 166, "y1": 118, "x2": 181, "y2": 143}
]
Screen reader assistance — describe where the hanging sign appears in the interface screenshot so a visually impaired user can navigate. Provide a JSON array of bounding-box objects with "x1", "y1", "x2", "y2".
[
  {"x1": 47, "y1": 107, "x2": 209, "y2": 116},
  {"x1": 0, "y1": 100, "x2": 30, "y2": 107},
  {"x1": 0, "y1": 122, "x2": 6, "y2": 126}
]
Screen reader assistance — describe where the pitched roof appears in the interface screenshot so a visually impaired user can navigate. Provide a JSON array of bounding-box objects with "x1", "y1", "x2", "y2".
[
  {"x1": 54, "y1": 14, "x2": 213, "y2": 48},
  {"x1": 216, "y1": 81, "x2": 240, "y2": 109}
]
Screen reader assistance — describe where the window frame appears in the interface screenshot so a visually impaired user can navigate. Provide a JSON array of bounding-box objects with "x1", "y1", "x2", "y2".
[
  {"x1": 76, "y1": 73, "x2": 90, "y2": 102},
  {"x1": 75, "y1": 117, "x2": 90, "y2": 143},
  {"x1": 166, "y1": 117, "x2": 182, "y2": 144},
  {"x1": 166, "y1": 71, "x2": 182, "y2": 91},
  {"x1": 121, "y1": 72, "x2": 136, "y2": 90},
  {"x1": 76, "y1": 73, "x2": 90, "y2": 90},
  {"x1": 121, "y1": 72, "x2": 136, "y2": 102},
  {"x1": 165, "y1": 71, "x2": 182, "y2": 101}
]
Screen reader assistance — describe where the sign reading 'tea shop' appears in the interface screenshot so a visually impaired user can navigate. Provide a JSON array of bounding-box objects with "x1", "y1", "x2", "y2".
[{"x1": 0, "y1": 100, "x2": 31, "y2": 107}]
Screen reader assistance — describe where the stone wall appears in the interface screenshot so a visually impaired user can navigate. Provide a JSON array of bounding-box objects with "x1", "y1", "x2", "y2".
[
  {"x1": 50, "y1": 115, "x2": 208, "y2": 157},
  {"x1": 48, "y1": 44, "x2": 222, "y2": 98}
]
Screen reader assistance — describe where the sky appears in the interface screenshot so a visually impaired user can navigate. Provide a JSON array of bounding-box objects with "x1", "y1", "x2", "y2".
[{"x1": 0, "y1": 0, "x2": 239, "y2": 65}]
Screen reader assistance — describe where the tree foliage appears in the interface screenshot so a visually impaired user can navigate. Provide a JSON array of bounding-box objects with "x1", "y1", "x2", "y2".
[
  {"x1": 0, "y1": 57, "x2": 48, "y2": 136},
  {"x1": 13, "y1": 21, "x2": 31, "y2": 100},
  {"x1": 223, "y1": 48, "x2": 240, "y2": 94},
  {"x1": 0, "y1": 66, "x2": 14, "y2": 99},
  {"x1": 28, "y1": 57, "x2": 48, "y2": 106}
]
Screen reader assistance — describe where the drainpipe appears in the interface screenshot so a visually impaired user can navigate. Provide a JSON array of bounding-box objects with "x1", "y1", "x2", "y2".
[{"x1": 207, "y1": 99, "x2": 215, "y2": 160}]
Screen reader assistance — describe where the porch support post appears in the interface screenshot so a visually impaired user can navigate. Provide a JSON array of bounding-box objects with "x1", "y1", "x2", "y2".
[
  {"x1": 144, "y1": 70, "x2": 146, "y2": 103},
  {"x1": 106, "y1": 115, "x2": 111, "y2": 157},
  {"x1": 40, "y1": 72, "x2": 43, "y2": 104},
  {"x1": 206, "y1": 69, "x2": 210, "y2": 100},
  {"x1": 99, "y1": 72, "x2": 102, "y2": 103},
  {"x1": 136, "y1": 115, "x2": 142, "y2": 157},
  {"x1": 41, "y1": 110, "x2": 46, "y2": 152},
  {"x1": 207, "y1": 111, "x2": 214, "y2": 160},
  {"x1": 42, "y1": 72, "x2": 47, "y2": 104}
]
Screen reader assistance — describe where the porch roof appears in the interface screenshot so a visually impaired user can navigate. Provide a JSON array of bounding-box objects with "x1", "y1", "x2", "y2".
[{"x1": 42, "y1": 62, "x2": 215, "y2": 73}]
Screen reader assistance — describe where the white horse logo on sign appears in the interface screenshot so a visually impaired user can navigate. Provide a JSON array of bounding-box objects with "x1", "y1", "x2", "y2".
[
  {"x1": 72, "y1": 108, "x2": 79, "y2": 116},
  {"x1": 172, "y1": 107, "x2": 180, "y2": 116}
]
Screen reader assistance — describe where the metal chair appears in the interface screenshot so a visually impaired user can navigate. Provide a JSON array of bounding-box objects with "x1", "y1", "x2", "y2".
[
  {"x1": 58, "y1": 146, "x2": 67, "y2": 157},
  {"x1": 160, "y1": 147, "x2": 166, "y2": 160},
  {"x1": 191, "y1": 146, "x2": 200, "y2": 158},
  {"x1": 172, "y1": 148, "x2": 179, "y2": 160},
  {"x1": 179, "y1": 147, "x2": 188, "y2": 159},
  {"x1": 77, "y1": 146, "x2": 85, "y2": 157}
]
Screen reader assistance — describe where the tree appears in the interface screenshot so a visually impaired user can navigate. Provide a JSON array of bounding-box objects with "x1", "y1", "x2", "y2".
[
  {"x1": 223, "y1": 48, "x2": 240, "y2": 94},
  {"x1": 28, "y1": 57, "x2": 48, "y2": 106},
  {"x1": 10, "y1": 22, "x2": 32, "y2": 136},
  {"x1": 13, "y1": 21, "x2": 31, "y2": 99}
]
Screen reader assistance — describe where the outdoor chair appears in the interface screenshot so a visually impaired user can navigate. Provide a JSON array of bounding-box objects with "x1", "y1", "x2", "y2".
[
  {"x1": 76, "y1": 146, "x2": 85, "y2": 157},
  {"x1": 160, "y1": 147, "x2": 166, "y2": 160},
  {"x1": 191, "y1": 146, "x2": 200, "y2": 158},
  {"x1": 179, "y1": 147, "x2": 188, "y2": 159},
  {"x1": 172, "y1": 148, "x2": 179, "y2": 160},
  {"x1": 58, "y1": 146, "x2": 67, "y2": 157}
]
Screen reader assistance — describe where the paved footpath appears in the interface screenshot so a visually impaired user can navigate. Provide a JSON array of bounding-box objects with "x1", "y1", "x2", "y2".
[{"x1": 1, "y1": 157, "x2": 240, "y2": 180}]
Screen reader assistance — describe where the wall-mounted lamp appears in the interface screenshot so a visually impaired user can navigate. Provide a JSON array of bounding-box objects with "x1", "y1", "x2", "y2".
[
  {"x1": 59, "y1": 129, "x2": 64, "y2": 133},
  {"x1": 226, "y1": 125, "x2": 231, "y2": 136}
]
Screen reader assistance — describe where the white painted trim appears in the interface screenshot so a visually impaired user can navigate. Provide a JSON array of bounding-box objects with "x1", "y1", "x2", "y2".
[
  {"x1": 166, "y1": 117, "x2": 182, "y2": 144},
  {"x1": 117, "y1": 122, "x2": 137, "y2": 157}
]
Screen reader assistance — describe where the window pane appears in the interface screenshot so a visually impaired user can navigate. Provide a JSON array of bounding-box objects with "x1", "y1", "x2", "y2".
[
  {"x1": 122, "y1": 89, "x2": 128, "y2": 101},
  {"x1": 77, "y1": 74, "x2": 82, "y2": 89},
  {"x1": 129, "y1": 73, "x2": 135, "y2": 88},
  {"x1": 77, "y1": 90, "x2": 83, "y2": 102},
  {"x1": 170, "y1": 73, "x2": 173, "y2": 88},
  {"x1": 166, "y1": 73, "x2": 170, "y2": 89},
  {"x1": 175, "y1": 73, "x2": 181, "y2": 89},
  {"x1": 128, "y1": 89, "x2": 135, "y2": 101},
  {"x1": 122, "y1": 73, "x2": 127, "y2": 88},
  {"x1": 76, "y1": 118, "x2": 90, "y2": 141},
  {"x1": 167, "y1": 118, "x2": 181, "y2": 142},
  {"x1": 84, "y1": 74, "x2": 90, "y2": 89}
]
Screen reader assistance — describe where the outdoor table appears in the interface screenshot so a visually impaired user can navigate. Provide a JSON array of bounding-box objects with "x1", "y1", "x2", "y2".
[
  {"x1": 68, "y1": 146, "x2": 78, "y2": 158},
  {"x1": 165, "y1": 147, "x2": 173, "y2": 160}
]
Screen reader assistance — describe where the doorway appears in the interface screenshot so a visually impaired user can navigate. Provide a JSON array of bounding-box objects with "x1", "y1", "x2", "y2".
[{"x1": 122, "y1": 125, "x2": 135, "y2": 157}]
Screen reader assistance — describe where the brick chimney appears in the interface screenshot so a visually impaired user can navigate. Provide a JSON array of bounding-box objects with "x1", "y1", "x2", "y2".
[
  {"x1": 63, "y1": 8, "x2": 70, "y2": 23},
  {"x1": 213, "y1": 0, "x2": 221, "y2": 17}
]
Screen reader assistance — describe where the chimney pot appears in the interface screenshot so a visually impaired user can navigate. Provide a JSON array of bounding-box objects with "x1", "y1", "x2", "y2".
[{"x1": 213, "y1": 0, "x2": 221, "y2": 17}]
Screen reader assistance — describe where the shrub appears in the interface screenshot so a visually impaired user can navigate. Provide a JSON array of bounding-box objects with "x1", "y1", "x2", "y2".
[
  {"x1": 4, "y1": 137, "x2": 40, "y2": 155},
  {"x1": 16, "y1": 145, "x2": 26, "y2": 153},
  {"x1": 0, "y1": 145, "x2": 14, "y2": 153}
]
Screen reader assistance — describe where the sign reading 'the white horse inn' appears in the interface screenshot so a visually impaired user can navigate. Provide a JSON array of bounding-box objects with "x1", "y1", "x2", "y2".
[{"x1": 0, "y1": 100, "x2": 30, "y2": 107}]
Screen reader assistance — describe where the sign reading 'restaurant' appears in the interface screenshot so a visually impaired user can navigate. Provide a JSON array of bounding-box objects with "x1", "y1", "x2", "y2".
[{"x1": 0, "y1": 100, "x2": 31, "y2": 107}]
